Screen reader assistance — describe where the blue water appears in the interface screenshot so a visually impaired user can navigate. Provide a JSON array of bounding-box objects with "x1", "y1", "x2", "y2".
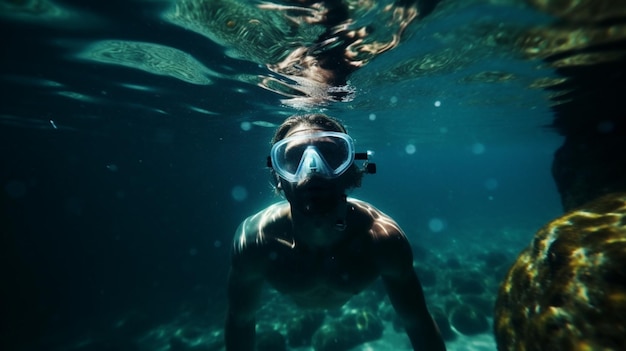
[{"x1": 0, "y1": 0, "x2": 575, "y2": 350}]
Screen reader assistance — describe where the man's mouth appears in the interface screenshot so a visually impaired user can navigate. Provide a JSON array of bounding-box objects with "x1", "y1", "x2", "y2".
[{"x1": 299, "y1": 179, "x2": 331, "y2": 192}]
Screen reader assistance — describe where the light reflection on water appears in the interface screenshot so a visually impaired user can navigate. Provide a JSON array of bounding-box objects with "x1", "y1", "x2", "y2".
[{"x1": 0, "y1": 0, "x2": 622, "y2": 146}]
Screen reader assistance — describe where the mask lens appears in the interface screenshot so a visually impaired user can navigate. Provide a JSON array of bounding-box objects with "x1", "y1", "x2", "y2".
[
  {"x1": 282, "y1": 144, "x2": 307, "y2": 173},
  {"x1": 316, "y1": 140, "x2": 349, "y2": 168}
]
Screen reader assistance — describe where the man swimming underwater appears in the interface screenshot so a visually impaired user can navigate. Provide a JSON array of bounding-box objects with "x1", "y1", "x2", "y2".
[{"x1": 225, "y1": 113, "x2": 446, "y2": 351}]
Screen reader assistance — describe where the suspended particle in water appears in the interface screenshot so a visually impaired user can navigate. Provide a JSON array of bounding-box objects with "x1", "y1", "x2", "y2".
[
  {"x1": 405, "y1": 144, "x2": 416, "y2": 155},
  {"x1": 231, "y1": 185, "x2": 248, "y2": 201},
  {"x1": 428, "y1": 218, "x2": 445, "y2": 233},
  {"x1": 484, "y1": 178, "x2": 499, "y2": 190},
  {"x1": 390, "y1": 96, "x2": 398, "y2": 104},
  {"x1": 106, "y1": 164, "x2": 118, "y2": 172},
  {"x1": 240, "y1": 121, "x2": 252, "y2": 131},
  {"x1": 368, "y1": 113, "x2": 376, "y2": 121},
  {"x1": 472, "y1": 142, "x2": 485, "y2": 155},
  {"x1": 434, "y1": 100, "x2": 441, "y2": 107}
]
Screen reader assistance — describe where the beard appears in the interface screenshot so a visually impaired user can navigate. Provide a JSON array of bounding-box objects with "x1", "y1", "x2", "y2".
[
  {"x1": 290, "y1": 180, "x2": 345, "y2": 216},
  {"x1": 301, "y1": 191, "x2": 342, "y2": 215}
]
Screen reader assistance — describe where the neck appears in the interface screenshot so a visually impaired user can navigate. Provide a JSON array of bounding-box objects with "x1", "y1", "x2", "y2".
[{"x1": 290, "y1": 196, "x2": 348, "y2": 249}]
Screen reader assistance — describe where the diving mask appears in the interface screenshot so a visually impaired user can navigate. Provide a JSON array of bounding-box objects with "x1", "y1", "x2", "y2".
[{"x1": 269, "y1": 131, "x2": 355, "y2": 183}]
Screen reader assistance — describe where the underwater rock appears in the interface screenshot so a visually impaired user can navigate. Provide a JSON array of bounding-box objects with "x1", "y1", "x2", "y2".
[
  {"x1": 169, "y1": 336, "x2": 189, "y2": 351},
  {"x1": 449, "y1": 272, "x2": 486, "y2": 295},
  {"x1": 378, "y1": 304, "x2": 396, "y2": 322},
  {"x1": 445, "y1": 257, "x2": 462, "y2": 269},
  {"x1": 349, "y1": 289, "x2": 385, "y2": 312},
  {"x1": 286, "y1": 311, "x2": 325, "y2": 347},
  {"x1": 311, "y1": 309, "x2": 383, "y2": 351},
  {"x1": 170, "y1": 336, "x2": 213, "y2": 351},
  {"x1": 479, "y1": 251, "x2": 510, "y2": 268},
  {"x1": 168, "y1": 328, "x2": 224, "y2": 351},
  {"x1": 492, "y1": 264, "x2": 510, "y2": 282},
  {"x1": 412, "y1": 244, "x2": 432, "y2": 261},
  {"x1": 449, "y1": 305, "x2": 489, "y2": 336},
  {"x1": 391, "y1": 313, "x2": 404, "y2": 333},
  {"x1": 256, "y1": 329, "x2": 286, "y2": 351},
  {"x1": 461, "y1": 295, "x2": 495, "y2": 317},
  {"x1": 444, "y1": 298, "x2": 462, "y2": 316},
  {"x1": 495, "y1": 193, "x2": 626, "y2": 351},
  {"x1": 431, "y1": 308, "x2": 456, "y2": 341},
  {"x1": 415, "y1": 265, "x2": 437, "y2": 287}
]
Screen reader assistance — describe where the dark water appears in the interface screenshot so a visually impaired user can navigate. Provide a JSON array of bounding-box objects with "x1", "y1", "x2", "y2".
[{"x1": 1, "y1": 0, "x2": 624, "y2": 350}]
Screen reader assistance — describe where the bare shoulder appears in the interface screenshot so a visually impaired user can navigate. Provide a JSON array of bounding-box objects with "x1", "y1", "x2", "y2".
[
  {"x1": 233, "y1": 201, "x2": 291, "y2": 256},
  {"x1": 348, "y1": 198, "x2": 413, "y2": 275},
  {"x1": 348, "y1": 198, "x2": 405, "y2": 240}
]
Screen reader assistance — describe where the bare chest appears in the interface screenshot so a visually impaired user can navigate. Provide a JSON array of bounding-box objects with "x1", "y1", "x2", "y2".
[{"x1": 265, "y1": 241, "x2": 379, "y2": 307}]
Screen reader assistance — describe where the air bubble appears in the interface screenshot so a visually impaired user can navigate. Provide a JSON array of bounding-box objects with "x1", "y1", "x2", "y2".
[
  {"x1": 484, "y1": 178, "x2": 498, "y2": 190},
  {"x1": 428, "y1": 218, "x2": 445, "y2": 233},
  {"x1": 472, "y1": 143, "x2": 485, "y2": 155},
  {"x1": 231, "y1": 185, "x2": 248, "y2": 201},
  {"x1": 405, "y1": 144, "x2": 416, "y2": 155},
  {"x1": 240, "y1": 121, "x2": 252, "y2": 131}
]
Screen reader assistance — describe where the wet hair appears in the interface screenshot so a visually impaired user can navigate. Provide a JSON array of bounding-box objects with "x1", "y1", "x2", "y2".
[
  {"x1": 270, "y1": 113, "x2": 363, "y2": 191},
  {"x1": 271, "y1": 113, "x2": 347, "y2": 145}
]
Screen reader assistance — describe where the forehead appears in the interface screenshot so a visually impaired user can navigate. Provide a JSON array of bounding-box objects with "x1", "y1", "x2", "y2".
[{"x1": 284, "y1": 124, "x2": 330, "y2": 138}]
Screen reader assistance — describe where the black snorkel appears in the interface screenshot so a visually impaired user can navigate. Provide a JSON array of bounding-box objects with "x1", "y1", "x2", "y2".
[{"x1": 355, "y1": 152, "x2": 376, "y2": 175}]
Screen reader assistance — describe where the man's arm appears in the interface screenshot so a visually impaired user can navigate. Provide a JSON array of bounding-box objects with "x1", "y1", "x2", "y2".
[
  {"x1": 225, "y1": 218, "x2": 268, "y2": 351},
  {"x1": 379, "y1": 234, "x2": 446, "y2": 351},
  {"x1": 383, "y1": 269, "x2": 446, "y2": 350},
  {"x1": 225, "y1": 264, "x2": 264, "y2": 351}
]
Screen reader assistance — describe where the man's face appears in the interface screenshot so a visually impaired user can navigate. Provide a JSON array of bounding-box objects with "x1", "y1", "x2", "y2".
[{"x1": 277, "y1": 125, "x2": 352, "y2": 215}]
